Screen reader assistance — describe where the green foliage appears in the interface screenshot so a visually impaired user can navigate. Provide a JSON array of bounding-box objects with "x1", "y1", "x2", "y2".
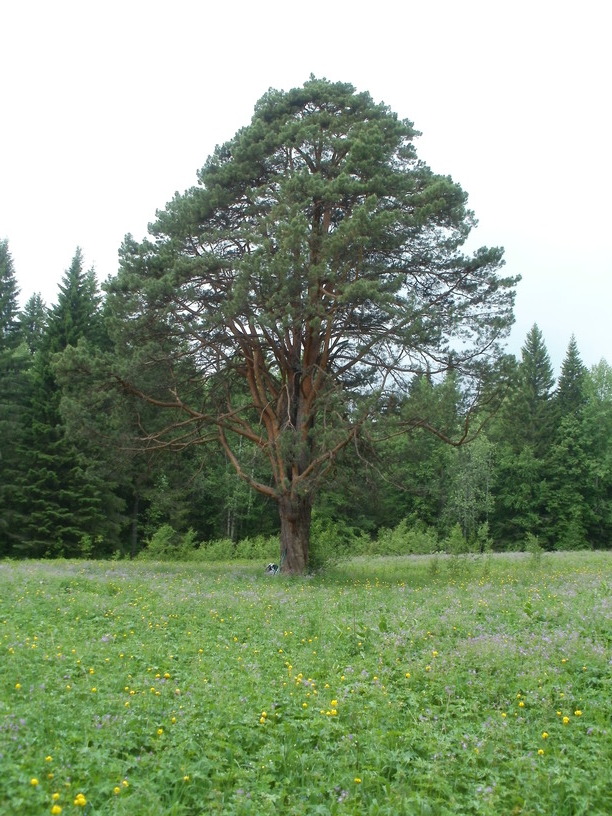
[
  {"x1": 373, "y1": 518, "x2": 439, "y2": 556},
  {"x1": 308, "y1": 513, "x2": 370, "y2": 571},
  {"x1": 525, "y1": 532, "x2": 543, "y2": 564},
  {"x1": 106, "y1": 76, "x2": 517, "y2": 571},
  {"x1": 444, "y1": 522, "x2": 468, "y2": 554}
]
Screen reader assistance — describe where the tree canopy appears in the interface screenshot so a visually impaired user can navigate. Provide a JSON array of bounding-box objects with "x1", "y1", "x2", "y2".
[{"x1": 107, "y1": 77, "x2": 519, "y2": 572}]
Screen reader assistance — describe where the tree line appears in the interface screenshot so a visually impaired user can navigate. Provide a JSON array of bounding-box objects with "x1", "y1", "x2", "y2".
[
  {"x1": 2, "y1": 239, "x2": 610, "y2": 559},
  {"x1": 1, "y1": 79, "x2": 610, "y2": 564}
]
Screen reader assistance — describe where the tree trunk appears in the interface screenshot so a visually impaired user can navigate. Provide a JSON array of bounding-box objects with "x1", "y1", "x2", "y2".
[{"x1": 278, "y1": 493, "x2": 313, "y2": 574}]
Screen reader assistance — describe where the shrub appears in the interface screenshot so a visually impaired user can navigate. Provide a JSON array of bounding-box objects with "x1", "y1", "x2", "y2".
[
  {"x1": 308, "y1": 514, "x2": 369, "y2": 572},
  {"x1": 373, "y1": 518, "x2": 439, "y2": 556}
]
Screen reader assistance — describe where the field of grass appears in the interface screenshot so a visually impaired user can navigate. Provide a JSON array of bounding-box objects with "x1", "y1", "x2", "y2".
[{"x1": 1, "y1": 552, "x2": 610, "y2": 815}]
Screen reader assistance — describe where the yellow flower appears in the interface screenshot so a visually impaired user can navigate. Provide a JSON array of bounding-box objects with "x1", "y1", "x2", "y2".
[
  {"x1": 354, "y1": 777, "x2": 362, "y2": 784},
  {"x1": 538, "y1": 749, "x2": 545, "y2": 755},
  {"x1": 425, "y1": 665, "x2": 432, "y2": 672},
  {"x1": 574, "y1": 710, "x2": 582, "y2": 716},
  {"x1": 501, "y1": 712, "x2": 507, "y2": 718},
  {"x1": 563, "y1": 716, "x2": 570, "y2": 725},
  {"x1": 542, "y1": 732, "x2": 549, "y2": 739},
  {"x1": 51, "y1": 806, "x2": 62, "y2": 815},
  {"x1": 405, "y1": 672, "x2": 411, "y2": 678},
  {"x1": 52, "y1": 793, "x2": 60, "y2": 801},
  {"x1": 15, "y1": 683, "x2": 21, "y2": 690},
  {"x1": 113, "y1": 786, "x2": 121, "y2": 795},
  {"x1": 73, "y1": 793, "x2": 87, "y2": 807},
  {"x1": 259, "y1": 716, "x2": 266, "y2": 724},
  {"x1": 331, "y1": 700, "x2": 338, "y2": 707},
  {"x1": 183, "y1": 775, "x2": 190, "y2": 782},
  {"x1": 302, "y1": 702, "x2": 308, "y2": 708},
  {"x1": 45, "y1": 755, "x2": 53, "y2": 762},
  {"x1": 122, "y1": 780, "x2": 129, "y2": 788},
  {"x1": 518, "y1": 701, "x2": 525, "y2": 708},
  {"x1": 157, "y1": 728, "x2": 164, "y2": 736},
  {"x1": 30, "y1": 778, "x2": 39, "y2": 786}
]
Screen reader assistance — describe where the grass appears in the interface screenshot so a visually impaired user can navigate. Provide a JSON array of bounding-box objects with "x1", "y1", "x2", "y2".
[{"x1": 1, "y1": 552, "x2": 611, "y2": 815}]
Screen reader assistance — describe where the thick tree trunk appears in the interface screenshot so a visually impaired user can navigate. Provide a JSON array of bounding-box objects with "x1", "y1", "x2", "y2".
[{"x1": 278, "y1": 493, "x2": 313, "y2": 574}]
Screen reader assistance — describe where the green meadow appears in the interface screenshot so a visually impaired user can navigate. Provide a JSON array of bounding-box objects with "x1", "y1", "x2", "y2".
[{"x1": 1, "y1": 553, "x2": 610, "y2": 815}]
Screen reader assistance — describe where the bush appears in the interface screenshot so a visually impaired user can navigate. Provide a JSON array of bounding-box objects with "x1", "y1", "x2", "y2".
[
  {"x1": 444, "y1": 523, "x2": 468, "y2": 555},
  {"x1": 371, "y1": 518, "x2": 439, "y2": 556},
  {"x1": 138, "y1": 525, "x2": 202, "y2": 561},
  {"x1": 234, "y1": 534, "x2": 279, "y2": 561},
  {"x1": 308, "y1": 513, "x2": 369, "y2": 572}
]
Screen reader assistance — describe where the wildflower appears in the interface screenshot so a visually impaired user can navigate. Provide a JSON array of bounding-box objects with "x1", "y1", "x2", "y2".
[
  {"x1": 538, "y1": 749, "x2": 545, "y2": 755},
  {"x1": 51, "y1": 806, "x2": 62, "y2": 815},
  {"x1": 157, "y1": 728, "x2": 164, "y2": 736},
  {"x1": 302, "y1": 702, "x2": 308, "y2": 708},
  {"x1": 73, "y1": 793, "x2": 87, "y2": 807},
  {"x1": 45, "y1": 755, "x2": 53, "y2": 762},
  {"x1": 563, "y1": 716, "x2": 570, "y2": 725},
  {"x1": 122, "y1": 780, "x2": 129, "y2": 788},
  {"x1": 52, "y1": 793, "x2": 60, "y2": 801},
  {"x1": 542, "y1": 732, "x2": 549, "y2": 739},
  {"x1": 113, "y1": 786, "x2": 121, "y2": 795},
  {"x1": 30, "y1": 778, "x2": 39, "y2": 786},
  {"x1": 574, "y1": 710, "x2": 582, "y2": 716},
  {"x1": 15, "y1": 683, "x2": 21, "y2": 690},
  {"x1": 501, "y1": 712, "x2": 507, "y2": 718},
  {"x1": 354, "y1": 777, "x2": 362, "y2": 783},
  {"x1": 425, "y1": 665, "x2": 432, "y2": 672},
  {"x1": 405, "y1": 672, "x2": 411, "y2": 678},
  {"x1": 518, "y1": 701, "x2": 525, "y2": 708},
  {"x1": 331, "y1": 700, "x2": 338, "y2": 707}
]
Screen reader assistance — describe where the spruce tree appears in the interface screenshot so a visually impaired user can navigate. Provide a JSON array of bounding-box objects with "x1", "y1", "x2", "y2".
[
  {"x1": 18, "y1": 250, "x2": 122, "y2": 556},
  {"x1": 0, "y1": 240, "x2": 29, "y2": 553},
  {"x1": 491, "y1": 326, "x2": 556, "y2": 546},
  {"x1": 555, "y1": 335, "x2": 587, "y2": 418}
]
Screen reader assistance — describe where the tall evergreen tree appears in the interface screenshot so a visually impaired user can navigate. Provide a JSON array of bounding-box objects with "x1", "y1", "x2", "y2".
[
  {"x1": 490, "y1": 326, "x2": 556, "y2": 546},
  {"x1": 0, "y1": 240, "x2": 29, "y2": 553},
  {"x1": 19, "y1": 293, "x2": 48, "y2": 354},
  {"x1": 555, "y1": 335, "x2": 587, "y2": 418},
  {"x1": 0, "y1": 239, "x2": 21, "y2": 349},
  {"x1": 18, "y1": 250, "x2": 122, "y2": 556}
]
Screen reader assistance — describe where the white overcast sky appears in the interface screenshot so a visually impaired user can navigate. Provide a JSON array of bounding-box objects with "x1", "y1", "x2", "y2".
[{"x1": 1, "y1": 0, "x2": 610, "y2": 372}]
